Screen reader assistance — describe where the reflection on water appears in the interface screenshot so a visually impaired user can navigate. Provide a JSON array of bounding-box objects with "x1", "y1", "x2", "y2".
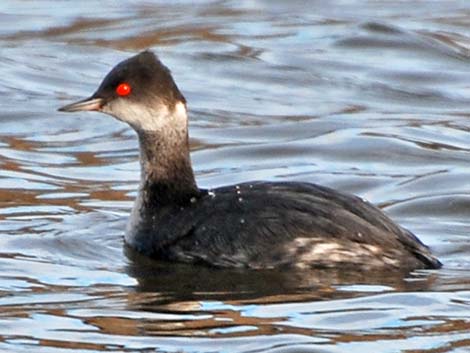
[{"x1": 1, "y1": 0, "x2": 470, "y2": 352}]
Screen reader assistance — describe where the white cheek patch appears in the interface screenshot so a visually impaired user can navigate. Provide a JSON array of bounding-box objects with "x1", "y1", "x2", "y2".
[
  {"x1": 173, "y1": 102, "x2": 187, "y2": 121},
  {"x1": 103, "y1": 100, "x2": 187, "y2": 132}
]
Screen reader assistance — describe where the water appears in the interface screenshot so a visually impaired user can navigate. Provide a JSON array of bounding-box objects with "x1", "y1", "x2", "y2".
[{"x1": 1, "y1": 0, "x2": 470, "y2": 352}]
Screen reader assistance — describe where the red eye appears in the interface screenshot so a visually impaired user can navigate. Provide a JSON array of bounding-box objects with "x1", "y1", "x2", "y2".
[{"x1": 116, "y1": 83, "x2": 132, "y2": 96}]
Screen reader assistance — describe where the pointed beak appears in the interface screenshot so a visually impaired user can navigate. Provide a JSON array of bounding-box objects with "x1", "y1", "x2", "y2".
[{"x1": 58, "y1": 96, "x2": 105, "y2": 113}]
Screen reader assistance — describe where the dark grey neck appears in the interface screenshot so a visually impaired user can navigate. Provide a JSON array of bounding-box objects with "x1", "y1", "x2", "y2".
[
  {"x1": 136, "y1": 127, "x2": 200, "y2": 207},
  {"x1": 120, "y1": 100, "x2": 202, "y2": 246}
]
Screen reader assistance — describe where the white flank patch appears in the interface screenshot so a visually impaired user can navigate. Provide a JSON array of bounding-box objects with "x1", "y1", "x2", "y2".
[{"x1": 287, "y1": 237, "x2": 397, "y2": 269}]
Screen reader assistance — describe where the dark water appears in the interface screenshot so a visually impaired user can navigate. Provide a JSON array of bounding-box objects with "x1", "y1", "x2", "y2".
[{"x1": 1, "y1": 1, "x2": 470, "y2": 352}]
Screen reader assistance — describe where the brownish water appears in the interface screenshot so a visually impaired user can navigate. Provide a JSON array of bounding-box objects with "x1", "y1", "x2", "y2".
[{"x1": 1, "y1": 1, "x2": 470, "y2": 352}]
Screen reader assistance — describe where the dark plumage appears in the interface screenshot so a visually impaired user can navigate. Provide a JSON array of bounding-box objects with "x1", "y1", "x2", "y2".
[
  {"x1": 58, "y1": 50, "x2": 441, "y2": 271},
  {"x1": 131, "y1": 181, "x2": 440, "y2": 270}
]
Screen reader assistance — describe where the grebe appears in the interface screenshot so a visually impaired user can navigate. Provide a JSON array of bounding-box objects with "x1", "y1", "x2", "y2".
[{"x1": 58, "y1": 51, "x2": 441, "y2": 270}]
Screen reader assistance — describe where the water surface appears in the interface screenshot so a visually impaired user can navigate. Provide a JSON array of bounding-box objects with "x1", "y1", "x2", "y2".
[{"x1": 1, "y1": 1, "x2": 470, "y2": 352}]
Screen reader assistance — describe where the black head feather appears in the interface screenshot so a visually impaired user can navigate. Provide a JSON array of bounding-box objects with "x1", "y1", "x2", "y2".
[{"x1": 93, "y1": 50, "x2": 185, "y2": 108}]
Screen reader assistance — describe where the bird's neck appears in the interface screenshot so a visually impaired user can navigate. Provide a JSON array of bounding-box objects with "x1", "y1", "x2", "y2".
[{"x1": 135, "y1": 103, "x2": 200, "y2": 207}]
